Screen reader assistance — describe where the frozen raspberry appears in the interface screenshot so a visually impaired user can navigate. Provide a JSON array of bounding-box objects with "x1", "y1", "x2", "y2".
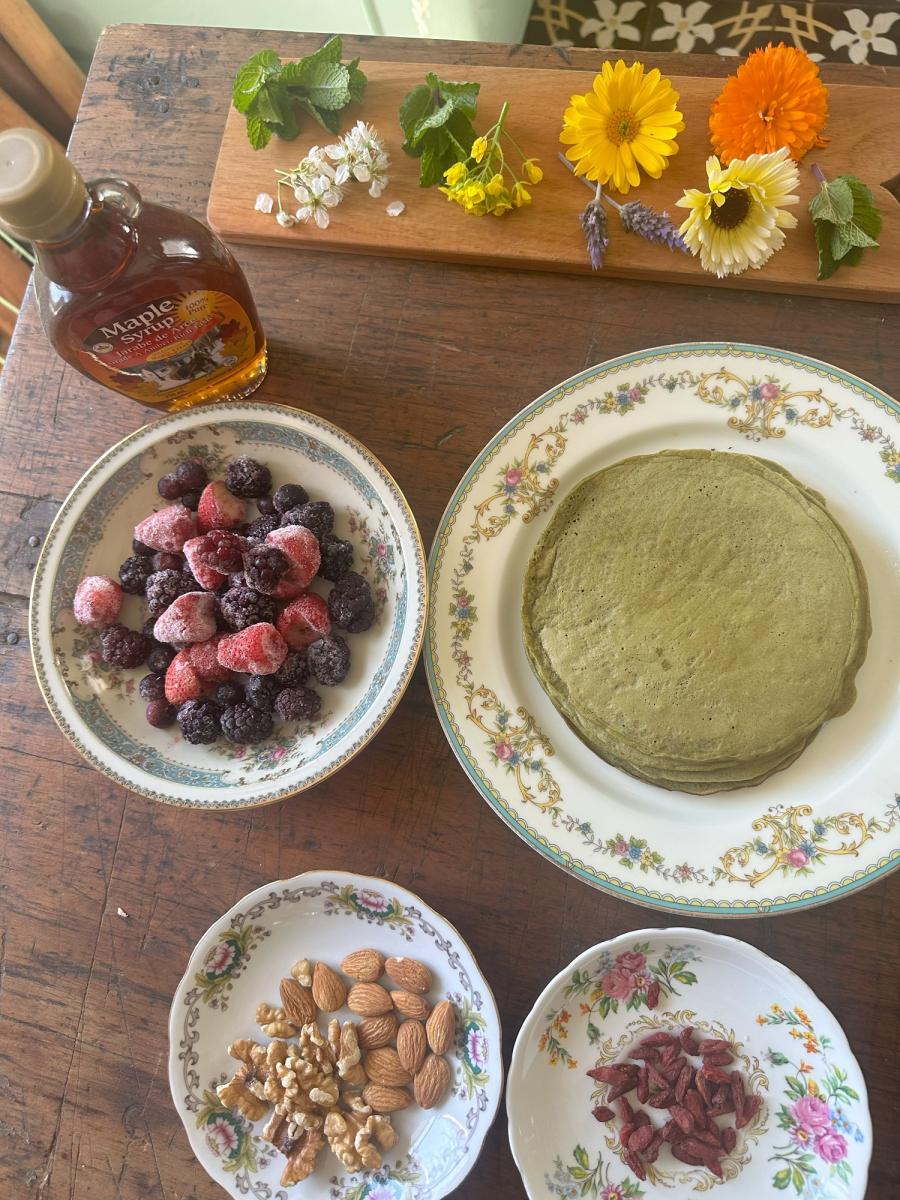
[
  {"x1": 281, "y1": 500, "x2": 334, "y2": 541},
  {"x1": 277, "y1": 592, "x2": 332, "y2": 650},
  {"x1": 245, "y1": 514, "x2": 280, "y2": 542},
  {"x1": 118, "y1": 554, "x2": 155, "y2": 595},
  {"x1": 152, "y1": 551, "x2": 183, "y2": 572},
  {"x1": 220, "y1": 703, "x2": 273, "y2": 744},
  {"x1": 243, "y1": 544, "x2": 290, "y2": 594},
  {"x1": 318, "y1": 534, "x2": 354, "y2": 582},
  {"x1": 245, "y1": 674, "x2": 281, "y2": 711},
  {"x1": 256, "y1": 495, "x2": 276, "y2": 516},
  {"x1": 275, "y1": 687, "x2": 321, "y2": 722},
  {"x1": 153, "y1": 591, "x2": 217, "y2": 645},
  {"x1": 145, "y1": 569, "x2": 194, "y2": 617},
  {"x1": 226, "y1": 456, "x2": 272, "y2": 499},
  {"x1": 139, "y1": 672, "x2": 167, "y2": 701},
  {"x1": 186, "y1": 636, "x2": 232, "y2": 682},
  {"x1": 275, "y1": 652, "x2": 309, "y2": 688},
  {"x1": 177, "y1": 699, "x2": 221, "y2": 745},
  {"x1": 175, "y1": 459, "x2": 208, "y2": 491},
  {"x1": 307, "y1": 635, "x2": 350, "y2": 685},
  {"x1": 273, "y1": 483, "x2": 309, "y2": 514},
  {"x1": 218, "y1": 586, "x2": 275, "y2": 631},
  {"x1": 132, "y1": 537, "x2": 154, "y2": 556},
  {"x1": 328, "y1": 572, "x2": 375, "y2": 633},
  {"x1": 73, "y1": 576, "x2": 122, "y2": 628},
  {"x1": 146, "y1": 699, "x2": 176, "y2": 728},
  {"x1": 197, "y1": 530, "x2": 247, "y2": 573},
  {"x1": 135, "y1": 504, "x2": 197, "y2": 552},
  {"x1": 182, "y1": 536, "x2": 226, "y2": 591},
  {"x1": 266, "y1": 525, "x2": 320, "y2": 587},
  {"x1": 100, "y1": 624, "x2": 150, "y2": 668},
  {"x1": 157, "y1": 472, "x2": 184, "y2": 500},
  {"x1": 197, "y1": 481, "x2": 247, "y2": 533},
  {"x1": 164, "y1": 650, "x2": 206, "y2": 705},
  {"x1": 216, "y1": 623, "x2": 288, "y2": 675},
  {"x1": 147, "y1": 641, "x2": 176, "y2": 673},
  {"x1": 214, "y1": 682, "x2": 244, "y2": 707},
  {"x1": 180, "y1": 490, "x2": 201, "y2": 511}
]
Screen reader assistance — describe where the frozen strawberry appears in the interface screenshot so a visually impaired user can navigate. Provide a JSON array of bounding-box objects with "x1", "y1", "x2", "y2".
[
  {"x1": 73, "y1": 575, "x2": 122, "y2": 627},
  {"x1": 164, "y1": 649, "x2": 207, "y2": 705},
  {"x1": 277, "y1": 592, "x2": 332, "y2": 650},
  {"x1": 186, "y1": 635, "x2": 232, "y2": 682},
  {"x1": 266, "y1": 525, "x2": 320, "y2": 587},
  {"x1": 153, "y1": 591, "x2": 217, "y2": 644},
  {"x1": 182, "y1": 535, "x2": 226, "y2": 591},
  {"x1": 134, "y1": 504, "x2": 197, "y2": 552},
  {"x1": 216, "y1": 622, "x2": 288, "y2": 675},
  {"x1": 197, "y1": 481, "x2": 247, "y2": 533}
]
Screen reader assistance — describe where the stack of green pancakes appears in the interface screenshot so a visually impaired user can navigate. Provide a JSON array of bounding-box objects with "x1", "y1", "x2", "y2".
[{"x1": 521, "y1": 450, "x2": 870, "y2": 794}]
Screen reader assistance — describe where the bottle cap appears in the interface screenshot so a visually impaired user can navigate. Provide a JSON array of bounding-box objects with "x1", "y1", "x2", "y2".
[{"x1": 0, "y1": 128, "x2": 88, "y2": 242}]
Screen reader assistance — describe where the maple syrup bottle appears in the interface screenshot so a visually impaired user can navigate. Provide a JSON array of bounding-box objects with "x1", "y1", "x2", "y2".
[{"x1": 0, "y1": 128, "x2": 266, "y2": 411}]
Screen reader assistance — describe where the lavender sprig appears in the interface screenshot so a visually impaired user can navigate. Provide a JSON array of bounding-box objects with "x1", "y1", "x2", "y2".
[{"x1": 580, "y1": 187, "x2": 609, "y2": 270}]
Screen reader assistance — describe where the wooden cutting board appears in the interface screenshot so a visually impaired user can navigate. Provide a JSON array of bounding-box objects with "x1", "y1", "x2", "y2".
[{"x1": 208, "y1": 59, "x2": 900, "y2": 302}]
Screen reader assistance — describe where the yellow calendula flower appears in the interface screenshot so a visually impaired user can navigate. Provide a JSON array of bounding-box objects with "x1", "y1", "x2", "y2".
[
  {"x1": 676, "y1": 147, "x2": 799, "y2": 277},
  {"x1": 443, "y1": 161, "x2": 467, "y2": 186},
  {"x1": 561, "y1": 59, "x2": 684, "y2": 195},
  {"x1": 513, "y1": 182, "x2": 532, "y2": 207},
  {"x1": 471, "y1": 136, "x2": 489, "y2": 163},
  {"x1": 523, "y1": 158, "x2": 543, "y2": 184}
]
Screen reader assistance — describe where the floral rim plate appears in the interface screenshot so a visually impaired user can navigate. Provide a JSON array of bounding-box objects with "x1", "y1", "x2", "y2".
[
  {"x1": 167, "y1": 870, "x2": 503, "y2": 1199},
  {"x1": 425, "y1": 342, "x2": 900, "y2": 916},
  {"x1": 29, "y1": 401, "x2": 426, "y2": 808},
  {"x1": 507, "y1": 928, "x2": 871, "y2": 1200}
]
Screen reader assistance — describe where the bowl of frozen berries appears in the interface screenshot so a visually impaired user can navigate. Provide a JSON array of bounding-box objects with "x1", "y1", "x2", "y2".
[{"x1": 30, "y1": 403, "x2": 426, "y2": 808}]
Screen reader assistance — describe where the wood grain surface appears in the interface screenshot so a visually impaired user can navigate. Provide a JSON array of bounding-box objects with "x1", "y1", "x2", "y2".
[
  {"x1": 0, "y1": 26, "x2": 897, "y2": 1200},
  {"x1": 208, "y1": 59, "x2": 900, "y2": 302}
]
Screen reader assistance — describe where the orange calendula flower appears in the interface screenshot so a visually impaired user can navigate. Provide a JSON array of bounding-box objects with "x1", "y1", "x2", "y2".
[{"x1": 709, "y1": 43, "x2": 828, "y2": 164}]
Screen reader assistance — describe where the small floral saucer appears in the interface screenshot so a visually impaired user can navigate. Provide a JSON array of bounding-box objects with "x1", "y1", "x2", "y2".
[
  {"x1": 168, "y1": 870, "x2": 502, "y2": 1200},
  {"x1": 29, "y1": 402, "x2": 426, "y2": 808},
  {"x1": 507, "y1": 929, "x2": 870, "y2": 1200}
]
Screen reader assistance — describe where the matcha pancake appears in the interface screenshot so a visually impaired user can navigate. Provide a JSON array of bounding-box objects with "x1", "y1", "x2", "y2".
[{"x1": 521, "y1": 450, "x2": 870, "y2": 793}]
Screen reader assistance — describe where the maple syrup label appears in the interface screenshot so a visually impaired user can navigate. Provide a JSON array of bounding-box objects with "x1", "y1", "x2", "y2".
[{"x1": 77, "y1": 290, "x2": 255, "y2": 403}]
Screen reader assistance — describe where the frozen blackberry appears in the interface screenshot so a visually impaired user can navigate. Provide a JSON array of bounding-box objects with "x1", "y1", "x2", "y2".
[
  {"x1": 214, "y1": 682, "x2": 244, "y2": 707},
  {"x1": 152, "y1": 551, "x2": 183, "y2": 572},
  {"x1": 139, "y1": 672, "x2": 167, "y2": 702},
  {"x1": 198, "y1": 530, "x2": 247, "y2": 573},
  {"x1": 245, "y1": 514, "x2": 280, "y2": 542},
  {"x1": 175, "y1": 459, "x2": 208, "y2": 491},
  {"x1": 101, "y1": 624, "x2": 150, "y2": 668},
  {"x1": 307, "y1": 636, "x2": 350, "y2": 686},
  {"x1": 143, "y1": 618, "x2": 158, "y2": 638},
  {"x1": 280, "y1": 500, "x2": 334, "y2": 540},
  {"x1": 220, "y1": 702, "x2": 273, "y2": 744},
  {"x1": 275, "y1": 687, "x2": 321, "y2": 722},
  {"x1": 245, "y1": 675, "x2": 281, "y2": 712},
  {"x1": 319, "y1": 534, "x2": 354, "y2": 582},
  {"x1": 273, "y1": 483, "x2": 309, "y2": 514},
  {"x1": 327, "y1": 571, "x2": 375, "y2": 633},
  {"x1": 146, "y1": 569, "x2": 194, "y2": 617},
  {"x1": 147, "y1": 641, "x2": 176, "y2": 673},
  {"x1": 256, "y1": 495, "x2": 277, "y2": 516},
  {"x1": 180, "y1": 489, "x2": 201, "y2": 511},
  {"x1": 118, "y1": 554, "x2": 155, "y2": 595},
  {"x1": 226, "y1": 456, "x2": 272, "y2": 499},
  {"x1": 275, "y1": 652, "x2": 309, "y2": 688},
  {"x1": 243, "y1": 544, "x2": 290, "y2": 594},
  {"x1": 146, "y1": 699, "x2": 176, "y2": 728},
  {"x1": 177, "y1": 699, "x2": 221, "y2": 745},
  {"x1": 132, "y1": 537, "x2": 154, "y2": 557},
  {"x1": 157, "y1": 472, "x2": 184, "y2": 500},
  {"x1": 219, "y1": 585, "x2": 275, "y2": 630},
  {"x1": 227, "y1": 571, "x2": 245, "y2": 589}
]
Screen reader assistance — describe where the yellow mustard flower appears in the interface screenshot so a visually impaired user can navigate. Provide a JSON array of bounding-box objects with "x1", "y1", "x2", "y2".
[
  {"x1": 523, "y1": 158, "x2": 543, "y2": 184},
  {"x1": 471, "y1": 136, "x2": 488, "y2": 163},
  {"x1": 443, "y1": 161, "x2": 467, "y2": 186},
  {"x1": 513, "y1": 182, "x2": 532, "y2": 207},
  {"x1": 486, "y1": 173, "x2": 505, "y2": 196},
  {"x1": 438, "y1": 101, "x2": 541, "y2": 218}
]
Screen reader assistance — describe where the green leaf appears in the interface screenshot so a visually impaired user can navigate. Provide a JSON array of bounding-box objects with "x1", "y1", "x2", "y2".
[
  {"x1": 346, "y1": 57, "x2": 368, "y2": 103},
  {"x1": 769, "y1": 1051, "x2": 790, "y2": 1066},
  {"x1": 245, "y1": 114, "x2": 271, "y2": 150},
  {"x1": 574, "y1": 1145, "x2": 590, "y2": 1170},
  {"x1": 425, "y1": 72, "x2": 480, "y2": 117},
  {"x1": 580, "y1": 1180, "x2": 592, "y2": 1197},
  {"x1": 283, "y1": 60, "x2": 350, "y2": 109},
  {"x1": 791, "y1": 1166, "x2": 806, "y2": 1193},
  {"x1": 294, "y1": 96, "x2": 341, "y2": 133},
  {"x1": 252, "y1": 81, "x2": 287, "y2": 124},
  {"x1": 814, "y1": 221, "x2": 840, "y2": 280},
  {"x1": 399, "y1": 83, "x2": 433, "y2": 141},
  {"x1": 809, "y1": 176, "x2": 853, "y2": 224},
  {"x1": 773, "y1": 1168, "x2": 791, "y2": 1190},
  {"x1": 674, "y1": 971, "x2": 697, "y2": 985},
  {"x1": 786, "y1": 1075, "x2": 806, "y2": 1099},
  {"x1": 809, "y1": 172, "x2": 882, "y2": 278},
  {"x1": 586, "y1": 1022, "x2": 600, "y2": 1044},
  {"x1": 232, "y1": 49, "x2": 281, "y2": 112},
  {"x1": 298, "y1": 34, "x2": 343, "y2": 68}
]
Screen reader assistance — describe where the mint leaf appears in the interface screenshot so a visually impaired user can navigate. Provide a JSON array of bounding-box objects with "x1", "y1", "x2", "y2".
[
  {"x1": 246, "y1": 114, "x2": 271, "y2": 150},
  {"x1": 347, "y1": 58, "x2": 368, "y2": 103},
  {"x1": 425, "y1": 73, "x2": 480, "y2": 117},
  {"x1": 284, "y1": 61, "x2": 350, "y2": 110},
  {"x1": 294, "y1": 96, "x2": 341, "y2": 134},
  {"x1": 232, "y1": 50, "x2": 282, "y2": 113},
  {"x1": 846, "y1": 176, "x2": 882, "y2": 241},
  {"x1": 253, "y1": 81, "x2": 288, "y2": 125},
  {"x1": 809, "y1": 176, "x2": 853, "y2": 225},
  {"x1": 411, "y1": 98, "x2": 456, "y2": 145},
  {"x1": 298, "y1": 34, "x2": 343, "y2": 69},
  {"x1": 809, "y1": 172, "x2": 881, "y2": 280},
  {"x1": 399, "y1": 75, "x2": 480, "y2": 185}
]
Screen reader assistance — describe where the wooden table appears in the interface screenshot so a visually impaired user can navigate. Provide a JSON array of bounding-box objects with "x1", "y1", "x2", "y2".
[{"x1": 0, "y1": 26, "x2": 896, "y2": 1200}]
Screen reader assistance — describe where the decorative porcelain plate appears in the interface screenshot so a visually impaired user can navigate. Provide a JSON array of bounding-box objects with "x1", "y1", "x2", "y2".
[
  {"x1": 426, "y1": 343, "x2": 900, "y2": 916},
  {"x1": 168, "y1": 870, "x2": 502, "y2": 1199},
  {"x1": 507, "y1": 928, "x2": 870, "y2": 1200},
  {"x1": 30, "y1": 402, "x2": 426, "y2": 808}
]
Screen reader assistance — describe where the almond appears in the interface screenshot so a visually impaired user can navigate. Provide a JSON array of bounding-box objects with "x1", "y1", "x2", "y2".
[
  {"x1": 391, "y1": 990, "x2": 430, "y2": 1021},
  {"x1": 279, "y1": 977, "x2": 317, "y2": 1025},
  {"x1": 341, "y1": 949, "x2": 385, "y2": 982},
  {"x1": 311, "y1": 961, "x2": 347, "y2": 1012},
  {"x1": 414, "y1": 1053, "x2": 451, "y2": 1110},
  {"x1": 356, "y1": 1012, "x2": 398, "y2": 1050},
  {"x1": 362, "y1": 1082, "x2": 411, "y2": 1114},
  {"x1": 396, "y1": 1019, "x2": 427, "y2": 1075},
  {"x1": 347, "y1": 982, "x2": 393, "y2": 1017},
  {"x1": 385, "y1": 955, "x2": 432, "y2": 994},
  {"x1": 425, "y1": 1000, "x2": 456, "y2": 1055},
  {"x1": 364, "y1": 1046, "x2": 412, "y2": 1087}
]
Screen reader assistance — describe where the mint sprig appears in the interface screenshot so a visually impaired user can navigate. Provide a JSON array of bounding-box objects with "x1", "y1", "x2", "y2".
[
  {"x1": 399, "y1": 73, "x2": 480, "y2": 187},
  {"x1": 232, "y1": 38, "x2": 367, "y2": 150},
  {"x1": 808, "y1": 168, "x2": 881, "y2": 281}
]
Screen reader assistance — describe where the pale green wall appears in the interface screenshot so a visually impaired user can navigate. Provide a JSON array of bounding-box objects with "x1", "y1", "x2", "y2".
[{"x1": 31, "y1": 1, "x2": 533, "y2": 72}]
